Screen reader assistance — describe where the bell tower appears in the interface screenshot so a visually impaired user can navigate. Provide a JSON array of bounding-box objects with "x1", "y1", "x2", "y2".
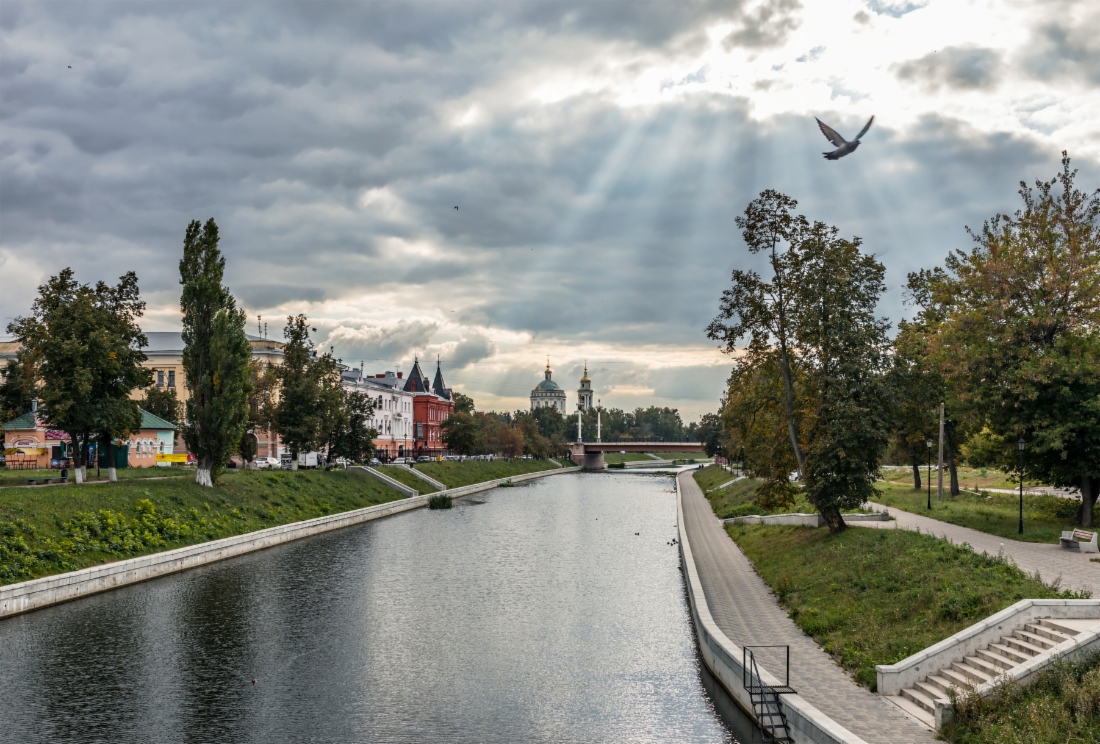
[{"x1": 577, "y1": 362, "x2": 593, "y2": 411}]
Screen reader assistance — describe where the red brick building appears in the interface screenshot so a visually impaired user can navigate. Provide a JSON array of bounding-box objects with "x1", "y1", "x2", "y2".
[{"x1": 404, "y1": 358, "x2": 454, "y2": 456}]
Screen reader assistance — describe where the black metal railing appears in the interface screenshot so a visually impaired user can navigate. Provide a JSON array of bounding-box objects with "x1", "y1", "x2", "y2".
[{"x1": 743, "y1": 646, "x2": 794, "y2": 744}]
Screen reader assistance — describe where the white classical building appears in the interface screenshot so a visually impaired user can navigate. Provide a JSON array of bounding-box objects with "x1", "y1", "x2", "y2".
[
  {"x1": 530, "y1": 360, "x2": 567, "y2": 411},
  {"x1": 342, "y1": 367, "x2": 415, "y2": 459}
]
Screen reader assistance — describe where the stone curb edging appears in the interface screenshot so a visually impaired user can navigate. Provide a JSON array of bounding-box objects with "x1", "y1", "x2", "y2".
[
  {"x1": 875, "y1": 598, "x2": 1100, "y2": 729},
  {"x1": 676, "y1": 476, "x2": 870, "y2": 744},
  {"x1": 352, "y1": 466, "x2": 419, "y2": 497},
  {"x1": 0, "y1": 465, "x2": 580, "y2": 620},
  {"x1": 723, "y1": 513, "x2": 891, "y2": 527}
]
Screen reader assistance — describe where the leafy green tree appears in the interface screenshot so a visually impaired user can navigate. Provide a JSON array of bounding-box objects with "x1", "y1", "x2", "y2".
[
  {"x1": 138, "y1": 386, "x2": 183, "y2": 426},
  {"x1": 708, "y1": 190, "x2": 808, "y2": 475},
  {"x1": 273, "y1": 316, "x2": 343, "y2": 467},
  {"x1": 0, "y1": 359, "x2": 32, "y2": 424},
  {"x1": 179, "y1": 219, "x2": 252, "y2": 487},
  {"x1": 792, "y1": 224, "x2": 892, "y2": 531},
  {"x1": 452, "y1": 391, "x2": 475, "y2": 414},
  {"x1": 696, "y1": 412, "x2": 725, "y2": 458},
  {"x1": 330, "y1": 391, "x2": 376, "y2": 463},
  {"x1": 441, "y1": 411, "x2": 482, "y2": 455},
  {"x1": 921, "y1": 154, "x2": 1100, "y2": 525},
  {"x1": 239, "y1": 358, "x2": 279, "y2": 465},
  {"x1": 7, "y1": 269, "x2": 150, "y2": 483}
]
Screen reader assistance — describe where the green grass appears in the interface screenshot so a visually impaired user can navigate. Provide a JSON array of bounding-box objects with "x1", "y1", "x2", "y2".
[
  {"x1": 0, "y1": 466, "x2": 191, "y2": 488},
  {"x1": 879, "y1": 465, "x2": 1047, "y2": 492},
  {"x1": 941, "y1": 652, "x2": 1100, "y2": 744},
  {"x1": 0, "y1": 469, "x2": 406, "y2": 585},
  {"x1": 427, "y1": 494, "x2": 453, "y2": 510},
  {"x1": 726, "y1": 524, "x2": 1083, "y2": 690},
  {"x1": 654, "y1": 451, "x2": 705, "y2": 459},
  {"x1": 693, "y1": 464, "x2": 740, "y2": 491},
  {"x1": 415, "y1": 459, "x2": 558, "y2": 488},
  {"x1": 692, "y1": 465, "x2": 813, "y2": 519},
  {"x1": 873, "y1": 481, "x2": 1078, "y2": 544},
  {"x1": 603, "y1": 452, "x2": 654, "y2": 464},
  {"x1": 377, "y1": 465, "x2": 438, "y2": 494}
]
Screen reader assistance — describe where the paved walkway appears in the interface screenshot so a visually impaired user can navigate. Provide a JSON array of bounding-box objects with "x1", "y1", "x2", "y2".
[
  {"x1": 862, "y1": 503, "x2": 1098, "y2": 596},
  {"x1": 678, "y1": 472, "x2": 934, "y2": 744}
]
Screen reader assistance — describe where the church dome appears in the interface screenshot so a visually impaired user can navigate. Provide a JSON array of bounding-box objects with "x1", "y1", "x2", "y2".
[{"x1": 536, "y1": 378, "x2": 561, "y2": 391}]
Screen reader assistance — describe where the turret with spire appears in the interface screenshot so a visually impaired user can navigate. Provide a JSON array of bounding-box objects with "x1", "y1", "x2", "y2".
[{"x1": 577, "y1": 361, "x2": 593, "y2": 411}]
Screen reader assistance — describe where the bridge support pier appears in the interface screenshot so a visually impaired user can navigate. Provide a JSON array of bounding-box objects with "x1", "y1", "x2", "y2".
[{"x1": 582, "y1": 452, "x2": 606, "y2": 471}]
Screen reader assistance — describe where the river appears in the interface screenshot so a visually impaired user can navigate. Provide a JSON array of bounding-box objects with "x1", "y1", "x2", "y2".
[{"x1": 0, "y1": 471, "x2": 757, "y2": 743}]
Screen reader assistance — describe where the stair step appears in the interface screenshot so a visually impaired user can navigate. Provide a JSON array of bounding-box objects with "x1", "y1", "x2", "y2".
[
  {"x1": 1014, "y1": 629, "x2": 1057, "y2": 650},
  {"x1": 922, "y1": 674, "x2": 955, "y2": 695},
  {"x1": 1025, "y1": 622, "x2": 1074, "y2": 644},
  {"x1": 951, "y1": 659, "x2": 993, "y2": 686},
  {"x1": 988, "y1": 642, "x2": 1031, "y2": 664},
  {"x1": 963, "y1": 654, "x2": 1003, "y2": 678},
  {"x1": 1039, "y1": 618, "x2": 1088, "y2": 637},
  {"x1": 884, "y1": 694, "x2": 935, "y2": 728},
  {"x1": 914, "y1": 679, "x2": 948, "y2": 702},
  {"x1": 901, "y1": 685, "x2": 938, "y2": 713},
  {"x1": 1002, "y1": 635, "x2": 1046, "y2": 656},
  {"x1": 977, "y1": 647, "x2": 1020, "y2": 670},
  {"x1": 939, "y1": 667, "x2": 976, "y2": 691}
]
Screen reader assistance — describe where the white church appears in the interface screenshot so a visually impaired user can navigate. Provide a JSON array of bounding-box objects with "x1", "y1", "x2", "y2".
[{"x1": 530, "y1": 360, "x2": 594, "y2": 413}]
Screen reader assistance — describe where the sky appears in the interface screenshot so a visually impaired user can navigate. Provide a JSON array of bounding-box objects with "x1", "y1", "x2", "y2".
[{"x1": 2, "y1": 0, "x2": 1098, "y2": 422}]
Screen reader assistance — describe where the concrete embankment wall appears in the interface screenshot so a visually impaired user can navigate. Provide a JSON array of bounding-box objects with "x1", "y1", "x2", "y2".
[
  {"x1": 676, "y1": 480, "x2": 869, "y2": 744},
  {"x1": 1, "y1": 466, "x2": 580, "y2": 620}
]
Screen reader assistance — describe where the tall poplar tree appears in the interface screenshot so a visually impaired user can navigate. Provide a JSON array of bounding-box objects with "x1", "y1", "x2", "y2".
[{"x1": 179, "y1": 219, "x2": 252, "y2": 487}]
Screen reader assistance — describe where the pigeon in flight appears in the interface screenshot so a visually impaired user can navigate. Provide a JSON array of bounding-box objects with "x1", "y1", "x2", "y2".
[
  {"x1": 816, "y1": 115, "x2": 874, "y2": 160},
  {"x1": 453, "y1": 206, "x2": 458, "y2": 211}
]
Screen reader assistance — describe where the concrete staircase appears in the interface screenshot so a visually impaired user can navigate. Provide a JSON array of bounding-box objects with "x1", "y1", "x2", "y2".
[{"x1": 889, "y1": 618, "x2": 1095, "y2": 726}]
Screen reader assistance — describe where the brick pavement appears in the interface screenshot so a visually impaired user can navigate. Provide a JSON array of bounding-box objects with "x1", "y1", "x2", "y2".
[
  {"x1": 861, "y1": 502, "x2": 1098, "y2": 596},
  {"x1": 678, "y1": 472, "x2": 934, "y2": 744}
]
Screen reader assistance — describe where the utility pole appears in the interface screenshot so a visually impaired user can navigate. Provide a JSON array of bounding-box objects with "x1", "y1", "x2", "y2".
[
  {"x1": 596, "y1": 399, "x2": 602, "y2": 443},
  {"x1": 576, "y1": 407, "x2": 582, "y2": 442},
  {"x1": 937, "y1": 401, "x2": 945, "y2": 501}
]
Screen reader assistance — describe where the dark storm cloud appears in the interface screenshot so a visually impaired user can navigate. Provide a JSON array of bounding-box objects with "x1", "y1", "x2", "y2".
[
  {"x1": 1, "y1": 0, "x2": 1095, "y2": 366},
  {"x1": 894, "y1": 46, "x2": 1003, "y2": 91},
  {"x1": 1021, "y1": 17, "x2": 1100, "y2": 85},
  {"x1": 722, "y1": 0, "x2": 802, "y2": 51}
]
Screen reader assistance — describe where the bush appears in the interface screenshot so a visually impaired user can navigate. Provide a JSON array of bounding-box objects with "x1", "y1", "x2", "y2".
[{"x1": 428, "y1": 495, "x2": 453, "y2": 510}]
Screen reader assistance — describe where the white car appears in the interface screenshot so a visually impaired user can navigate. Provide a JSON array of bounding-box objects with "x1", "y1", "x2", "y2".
[{"x1": 255, "y1": 457, "x2": 281, "y2": 469}]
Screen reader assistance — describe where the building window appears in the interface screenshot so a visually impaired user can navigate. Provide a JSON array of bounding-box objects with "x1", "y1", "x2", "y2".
[
  {"x1": 168, "y1": 370, "x2": 175, "y2": 388},
  {"x1": 156, "y1": 370, "x2": 164, "y2": 387}
]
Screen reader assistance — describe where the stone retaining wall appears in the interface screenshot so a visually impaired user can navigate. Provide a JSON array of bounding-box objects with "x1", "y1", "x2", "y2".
[
  {"x1": 677, "y1": 481, "x2": 869, "y2": 744},
  {"x1": 723, "y1": 513, "x2": 891, "y2": 527},
  {"x1": 0, "y1": 466, "x2": 580, "y2": 619}
]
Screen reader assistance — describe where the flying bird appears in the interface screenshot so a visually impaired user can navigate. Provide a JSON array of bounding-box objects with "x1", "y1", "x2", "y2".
[
  {"x1": 68, "y1": 65, "x2": 72, "y2": 69},
  {"x1": 453, "y1": 206, "x2": 458, "y2": 211},
  {"x1": 816, "y1": 115, "x2": 874, "y2": 160}
]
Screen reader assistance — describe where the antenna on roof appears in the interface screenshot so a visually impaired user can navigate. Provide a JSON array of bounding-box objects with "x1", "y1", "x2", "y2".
[
  {"x1": 264, "y1": 322, "x2": 267, "y2": 339},
  {"x1": 257, "y1": 315, "x2": 261, "y2": 335}
]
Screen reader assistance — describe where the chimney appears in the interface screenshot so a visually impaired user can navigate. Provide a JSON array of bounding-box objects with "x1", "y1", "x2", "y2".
[
  {"x1": 397, "y1": 372, "x2": 403, "y2": 379},
  {"x1": 31, "y1": 399, "x2": 38, "y2": 413}
]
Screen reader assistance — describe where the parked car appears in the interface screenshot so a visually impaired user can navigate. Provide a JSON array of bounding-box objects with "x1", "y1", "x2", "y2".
[
  {"x1": 255, "y1": 456, "x2": 280, "y2": 469},
  {"x1": 391, "y1": 457, "x2": 414, "y2": 465},
  {"x1": 368, "y1": 457, "x2": 382, "y2": 466},
  {"x1": 416, "y1": 455, "x2": 433, "y2": 463}
]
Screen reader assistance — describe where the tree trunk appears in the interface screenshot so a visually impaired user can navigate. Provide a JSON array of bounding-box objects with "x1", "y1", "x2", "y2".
[
  {"x1": 195, "y1": 455, "x2": 213, "y2": 487},
  {"x1": 1082, "y1": 475, "x2": 1099, "y2": 528},
  {"x1": 776, "y1": 343, "x2": 806, "y2": 477},
  {"x1": 911, "y1": 451, "x2": 922, "y2": 490},
  {"x1": 820, "y1": 504, "x2": 847, "y2": 533},
  {"x1": 945, "y1": 426, "x2": 960, "y2": 496},
  {"x1": 74, "y1": 466, "x2": 85, "y2": 484},
  {"x1": 108, "y1": 467, "x2": 117, "y2": 483}
]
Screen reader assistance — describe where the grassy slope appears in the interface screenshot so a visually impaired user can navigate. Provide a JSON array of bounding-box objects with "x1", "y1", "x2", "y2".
[
  {"x1": 603, "y1": 452, "x2": 653, "y2": 464},
  {"x1": 0, "y1": 469, "x2": 405, "y2": 585},
  {"x1": 377, "y1": 465, "x2": 438, "y2": 494},
  {"x1": 415, "y1": 459, "x2": 558, "y2": 488},
  {"x1": 727, "y1": 524, "x2": 1080, "y2": 690},
  {"x1": 691, "y1": 465, "x2": 812, "y2": 519},
  {"x1": 874, "y1": 481, "x2": 1078, "y2": 544},
  {"x1": 0, "y1": 467, "x2": 191, "y2": 487},
  {"x1": 940, "y1": 652, "x2": 1100, "y2": 744},
  {"x1": 879, "y1": 465, "x2": 1046, "y2": 491}
]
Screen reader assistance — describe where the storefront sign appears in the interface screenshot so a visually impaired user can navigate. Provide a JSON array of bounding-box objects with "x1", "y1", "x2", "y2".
[{"x1": 155, "y1": 453, "x2": 189, "y2": 463}]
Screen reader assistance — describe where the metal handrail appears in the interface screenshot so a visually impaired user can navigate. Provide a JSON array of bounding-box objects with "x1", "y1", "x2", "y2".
[{"x1": 743, "y1": 645, "x2": 795, "y2": 694}]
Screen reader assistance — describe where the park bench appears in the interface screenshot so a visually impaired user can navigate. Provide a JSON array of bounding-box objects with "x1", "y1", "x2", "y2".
[
  {"x1": 25, "y1": 477, "x2": 68, "y2": 486},
  {"x1": 1060, "y1": 528, "x2": 1099, "y2": 553}
]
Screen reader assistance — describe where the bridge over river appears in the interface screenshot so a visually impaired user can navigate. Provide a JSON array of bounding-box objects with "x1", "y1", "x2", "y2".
[{"x1": 568, "y1": 441, "x2": 703, "y2": 469}]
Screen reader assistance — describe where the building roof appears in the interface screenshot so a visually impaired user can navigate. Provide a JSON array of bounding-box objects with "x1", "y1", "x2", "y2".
[
  {"x1": 139, "y1": 409, "x2": 177, "y2": 430},
  {"x1": 2, "y1": 411, "x2": 36, "y2": 430},
  {"x1": 403, "y1": 358, "x2": 433, "y2": 394},
  {"x1": 142, "y1": 330, "x2": 283, "y2": 356},
  {"x1": 4, "y1": 407, "x2": 176, "y2": 432},
  {"x1": 534, "y1": 378, "x2": 562, "y2": 391},
  {"x1": 432, "y1": 361, "x2": 451, "y2": 401}
]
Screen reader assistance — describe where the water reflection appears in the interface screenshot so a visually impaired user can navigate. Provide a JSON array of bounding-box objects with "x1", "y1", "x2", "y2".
[{"x1": 1, "y1": 472, "x2": 747, "y2": 743}]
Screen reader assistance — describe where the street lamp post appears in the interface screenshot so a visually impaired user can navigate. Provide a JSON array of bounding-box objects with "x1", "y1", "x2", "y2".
[
  {"x1": 1018, "y1": 437, "x2": 1026, "y2": 535},
  {"x1": 925, "y1": 437, "x2": 933, "y2": 510}
]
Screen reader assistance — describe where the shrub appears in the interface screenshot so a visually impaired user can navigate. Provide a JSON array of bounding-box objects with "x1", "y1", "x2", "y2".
[{"x1": 428, "y1": 495, "x2": 453, "y2": 510}]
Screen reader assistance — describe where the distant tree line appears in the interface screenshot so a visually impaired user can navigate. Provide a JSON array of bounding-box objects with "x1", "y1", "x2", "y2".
[
  {"x1": 706, "y1": 154, "x2": 1100, "y2": 529},
  {"x1": 441, "y1": 401, "x2": 698, "y2": 459}
]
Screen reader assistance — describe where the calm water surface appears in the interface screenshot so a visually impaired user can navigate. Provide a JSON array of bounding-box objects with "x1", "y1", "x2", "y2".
[{"x1": 0, "y1": 472, "x2": 757, "y2": 743}]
